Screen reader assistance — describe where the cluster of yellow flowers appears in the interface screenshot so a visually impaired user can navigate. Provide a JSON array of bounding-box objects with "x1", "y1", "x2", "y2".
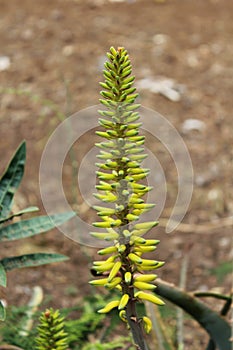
[{"x1": 90, "y1": 47, "x2": 164, "y2": 334}]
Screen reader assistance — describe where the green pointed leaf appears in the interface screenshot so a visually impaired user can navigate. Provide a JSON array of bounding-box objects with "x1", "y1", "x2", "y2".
[
  {"x1": 0, "y1": 263, "x2": 7, "y2": 287},
  {"x1": 0, "y1": 253, "x2": 69, "y2": 271},
  {"x1": 0, "y1": 211, "x2": 75, "y2": 242},
  {"x1": 0, "y1": 206, "x2": 39, "y2": 224},
  {"x1": 0, "y1": 300, "x2": 6, "y2": 321},
  {"x1": 0, "y1": 141, "x2": 26, "y2": 219}
]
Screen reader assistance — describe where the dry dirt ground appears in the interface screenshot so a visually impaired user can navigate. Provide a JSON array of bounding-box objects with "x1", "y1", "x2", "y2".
[{"x1": 0, "y1": 0, "x2": 232, "y2": 348}]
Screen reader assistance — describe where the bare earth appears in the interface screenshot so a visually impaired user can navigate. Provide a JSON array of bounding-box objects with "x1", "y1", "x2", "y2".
[{"x1": 0, "y1": 0, "x2": 232, "y2": 348}]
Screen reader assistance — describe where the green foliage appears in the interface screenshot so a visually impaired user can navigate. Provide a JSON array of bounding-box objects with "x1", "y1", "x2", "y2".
[
  {"x1": 210, "y1": 261, "x2": 232, "y2": 283},
  {"x1": 81, "y1": 336, "x2": 135, "y2": 350},
  {"x1": 36, "y1": 308, "x2": 68, "y2": 350},
  {"x1": 0, "y1": 305, "x2": 38, "y2": 349},
  {"x1": 0, "y1": 141, "x2": 75, "y2": 320},
  {"x1": 65, "y1": 299, "x2": 105, "y2": 347},
  {"x1": 0, "y1": 294, "x2": 129, "y2": 350}
]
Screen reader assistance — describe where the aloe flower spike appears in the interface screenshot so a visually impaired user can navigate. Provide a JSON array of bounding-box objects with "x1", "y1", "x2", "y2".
[{"x1": 90, "y1": 47, "x2": 165, "y2": 350}]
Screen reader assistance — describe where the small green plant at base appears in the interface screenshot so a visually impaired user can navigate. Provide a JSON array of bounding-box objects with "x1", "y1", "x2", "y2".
[
  {"x1": 0, "y1": 293, "x2": 132, "y2": 350},
  {"x1": 36, "y1": 308, "x2": 68, "y2": 350}
]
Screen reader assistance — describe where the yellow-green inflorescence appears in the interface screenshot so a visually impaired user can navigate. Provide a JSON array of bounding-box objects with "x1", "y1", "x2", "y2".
[
  {"x1": 36, "y1": 308, "x2": 68, "y2": 350},
  {"x1": 90, "y1": 47, "x2": 164, "y2": 334}
]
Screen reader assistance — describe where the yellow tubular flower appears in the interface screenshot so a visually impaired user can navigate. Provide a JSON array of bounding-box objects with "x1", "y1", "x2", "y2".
[
  {"x1": 108, "y1": 261, "x2": 122, "y2": 282},
  {"x1": 118, "y1": 294, "x2": 130, "y2": 310},
  {"x1": 128, "y1": 253, "x2": 143, "y2": 264},
  {"x1": 134, "y1": 245, "x2": 157, "y2": 253},
  {"x1": 92, "y1": 262, "x2": 115, "y2": 273},
  {"x1": 90, "y1": 231, "x2": 119, "y2": 240},
  {"x1": 142, "y1": 239, "x2": 160, "y2": 246},
  {"x1": 119, "y1": 310, "x2": 128, "y2": 323},
  {"x1": 117, "y1": 244, "x2": 126, "y2": 253},
  {"x1": 134, "y1": 274, "x2": 157, "y2": 282},
  {"x1": 130, "y1": 236, "x2": 146, "y2": 244},
  {"x1": 104, "y1": 277, "x2": 122, "y2": 289},
  {"x1": 124, "y1": 272, "x2": 132, "y2": 284},
  {"x1": 89, "y1": 278, "x2": 109, "y2": 286},
  {"x1": 133, "y1": 221, "x2": 159, "y2": 230},
  {"x1": 133, "y1": 281, "x2": 157, "y2": 290},
  {"x1": 93, "y1": 255, "x2": 116, "y2": 265},
  {"x1": 130, "y1": 228, "x2": 154, "y2": 237},
  {"x1": 135, "y1": 291, "x2": 165, "y2": 306},
  {"x1": 137, "y1": 265, "x2": 160, "y2": 272},
  {"x1": 142, "y1": 316, "x2": 152, "y2": 334},
  {"x1": 126, "y1": 213, "x2": 140, "y2": 221},
  {"x1": 98, "y1": 300, "x2": 120, "y2": 314},
  {"x1": 140, "y1": 259, "x2": 164, "y2": 266},
  {"x1": 98, "y1": 246, "x2": 118, "y2": 255}
]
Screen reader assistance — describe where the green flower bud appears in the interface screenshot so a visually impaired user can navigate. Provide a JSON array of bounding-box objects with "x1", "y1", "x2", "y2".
[
  {"x1": 98, "y1": 118, "x2": 115, "y2": 128},
  {"x1": 99, "y1": 82, "x2": 111, "y2": 90},
  {"x1": 95, "y1": 131, "x2": 111, "y2": 139},
  {"x1": 126, "y1": 213, "x2": 139, "y2": 221},
  {"x1": 93, "y1": 192, "x2": 117, "y2": 202}
]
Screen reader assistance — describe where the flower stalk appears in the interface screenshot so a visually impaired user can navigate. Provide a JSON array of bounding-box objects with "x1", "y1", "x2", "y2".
[{"x1": 90, "y1": 47, "x2": 164, "y2": 350}]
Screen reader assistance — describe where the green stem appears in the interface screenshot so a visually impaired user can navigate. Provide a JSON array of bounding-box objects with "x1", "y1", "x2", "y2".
[
  {"x1": 194, "y1": 291, "x2": 232, "y2": 302},
  {"x1": 126, "y1": 298, "x2": 149, "y2": 350}
]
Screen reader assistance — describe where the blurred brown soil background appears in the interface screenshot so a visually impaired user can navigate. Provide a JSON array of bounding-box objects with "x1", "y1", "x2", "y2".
[{"x1": 0, "y1": 0, "x2": 232, "y2": 348}]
